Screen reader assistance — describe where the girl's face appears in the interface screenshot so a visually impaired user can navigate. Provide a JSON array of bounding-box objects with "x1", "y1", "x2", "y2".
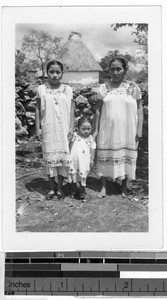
[
  {"x1": 79, "y1": 121, "x2": 92, "y2": 138},
  {"x1": 47, "y1": 64, "x2": 63, "y2": 85},
  {"x1": 109, "y1": 60, "x2": 126, "y2": 83}
]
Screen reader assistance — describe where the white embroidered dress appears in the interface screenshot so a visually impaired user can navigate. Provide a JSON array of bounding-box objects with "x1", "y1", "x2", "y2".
[
  {"x1": 37, "y1": 83, "x2": 73, "y2": 178},
  {"x1": 70, "y1": 133, "x2": 96, "y2": 186},
  {"x1": 97, "y1": 80, "x2": 142, "y2": 180}
]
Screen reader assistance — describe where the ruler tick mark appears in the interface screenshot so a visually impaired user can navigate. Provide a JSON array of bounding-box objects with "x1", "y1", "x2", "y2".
[{"x1": 98, "y1": 280, "x2": 100, "y2": 292}]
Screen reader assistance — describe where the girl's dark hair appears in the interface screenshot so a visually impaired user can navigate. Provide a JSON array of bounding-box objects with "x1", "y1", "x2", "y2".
[
  {"x1": 46, "y1": 60, "x2": 64, "y2": 73},
  {"x1": 78, "y1": 116, "x2": 92, "y2": 128},
  {"x1": 109, "y1": 56, "x2": 127, "y2": 72}
]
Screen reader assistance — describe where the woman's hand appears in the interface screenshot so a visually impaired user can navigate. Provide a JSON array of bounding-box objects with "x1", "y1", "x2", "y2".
[
  {"x1": 68, "y1": 128, "x2": 74, "y2": 142},
  {"x1": 135, "y1": 134, "x2": 142, "y2": 143},
  {"x1": 35, "y1": 131, "x2": 42, "y2": 141}
]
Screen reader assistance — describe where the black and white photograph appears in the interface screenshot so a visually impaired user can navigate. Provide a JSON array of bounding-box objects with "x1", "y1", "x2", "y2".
[
  {"x1": 15, "y1": 23, "x2": 148, "y2": 233},
  {"x1": 2, "y1": 6, "x2": 162, "y2": 250}
]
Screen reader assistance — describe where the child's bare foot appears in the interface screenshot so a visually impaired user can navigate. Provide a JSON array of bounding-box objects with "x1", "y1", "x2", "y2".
[{"x1": 98, "y1": 186, "x2": 106, "y2": 198}]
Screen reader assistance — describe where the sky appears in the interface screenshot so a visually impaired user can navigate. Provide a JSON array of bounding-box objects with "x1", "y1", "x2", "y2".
[{"x1": 15, "y1": 23, "x2": 138, "y2": 61}]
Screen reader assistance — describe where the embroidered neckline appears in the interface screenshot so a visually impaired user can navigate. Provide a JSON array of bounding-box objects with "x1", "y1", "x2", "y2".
[
  {"x1": 104, "y1": 80, "x2": 136, "y2": 96},
  {"x1": 44, "y1": 82, "x2": 64, "y2": 91}
]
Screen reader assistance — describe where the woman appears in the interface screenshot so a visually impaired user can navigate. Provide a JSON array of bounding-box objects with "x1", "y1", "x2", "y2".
[
  {"x1": 35, "y1": 60, "x2": 74, "y2": 200},
  {"x1": 94, "y1": 56, "x2": 143, "y2": 198}
]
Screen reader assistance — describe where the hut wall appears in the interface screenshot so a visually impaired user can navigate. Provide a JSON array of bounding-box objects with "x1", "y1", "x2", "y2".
[{"x1": 62, "y1": 71, "x2": 99, "y2": 85}]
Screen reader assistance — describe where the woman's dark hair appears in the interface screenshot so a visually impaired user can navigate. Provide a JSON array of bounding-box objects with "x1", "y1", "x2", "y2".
[
  {"x1": 78, "y1": 116, "x2": 92, "y2": 128},
  {"x1": 46, "y1": 60, "x2": 64, "y2": 73},
  {"x1": 109, "y1": 56, "x2": 127, "y2": 72}
]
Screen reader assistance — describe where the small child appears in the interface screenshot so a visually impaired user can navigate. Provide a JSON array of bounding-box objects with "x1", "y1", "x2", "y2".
[{"x1": 70, "y1": 117, "x2": 96, "y2": 200}]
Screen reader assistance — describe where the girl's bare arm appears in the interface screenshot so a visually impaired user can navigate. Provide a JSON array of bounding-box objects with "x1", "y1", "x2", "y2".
[{"x1": 68, "y1": 100, "x2": 75, "y2": 141}]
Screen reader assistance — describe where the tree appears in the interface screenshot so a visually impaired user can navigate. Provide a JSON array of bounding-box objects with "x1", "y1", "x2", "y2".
[
  {"x1": 15, "y1": 50, "x2": 26, "y2": 78},
  {"x1": 111, "y1": 23, "x2": 148, "y2": 53},
  {"x1": 21, "y1": 30, "x2": 62, "y2": 79}
]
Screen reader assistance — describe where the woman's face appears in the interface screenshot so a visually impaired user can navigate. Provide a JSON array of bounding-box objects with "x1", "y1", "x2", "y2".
[
  {"x1": 109, "y1": 60, "x2": 126, "y2": 83},
  {"x1": 47, "y1": 64, "x2": 63, "y2": 85}
]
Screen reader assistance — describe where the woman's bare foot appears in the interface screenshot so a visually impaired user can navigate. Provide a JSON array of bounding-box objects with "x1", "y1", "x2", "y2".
[
  {"x1": 98, "y1": 186, "x2": 106, "y2": 198},
  {"x1": 56, "y1": 189, "x2": 65, "y2": 199}
]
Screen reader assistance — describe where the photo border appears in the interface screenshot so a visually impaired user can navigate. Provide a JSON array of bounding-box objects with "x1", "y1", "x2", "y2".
[{"x1": 2, "y1": 4, "x2": 163, "y2": 250}]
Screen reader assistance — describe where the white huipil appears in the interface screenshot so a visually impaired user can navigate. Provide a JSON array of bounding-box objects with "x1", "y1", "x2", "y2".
[
  {"x1": 70, "y1": 133, "x2": 96, "y2": 186},
  {"x1": 97, "y1": 80, "x2": 142, "y2": 180},
  {"x1": 37, "y1": 83, "x2": 73, "y2": 178}
]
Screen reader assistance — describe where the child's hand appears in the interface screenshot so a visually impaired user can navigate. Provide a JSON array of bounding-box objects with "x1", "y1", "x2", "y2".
[{"x1": 90, "y1": 158, "x2": 94, "y2": 167}]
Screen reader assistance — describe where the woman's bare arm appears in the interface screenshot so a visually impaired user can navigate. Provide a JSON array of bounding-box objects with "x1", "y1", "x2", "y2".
[
  {"x1": 35, "y1": 98, "x2": 41, "y2": 139},
  {"x1": 136, "y1": 99, "x2": 144, "y2": 141},
  {"x1": 93, "y1": 98, "x2": 103, "y2": 139}
]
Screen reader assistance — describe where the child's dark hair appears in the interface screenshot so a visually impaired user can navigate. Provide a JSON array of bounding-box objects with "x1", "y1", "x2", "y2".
[
  {"x1": 46, "y1": 60, "x2": 64, "y2": 73},
  {"x1": 109, "y1": 56, "x2": 127, "y2": 72},
  {"x1": 78, "y1": 116, "x2": 92, "y2": 128}
]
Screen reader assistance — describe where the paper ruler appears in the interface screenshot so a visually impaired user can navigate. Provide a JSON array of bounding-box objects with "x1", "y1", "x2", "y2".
[{"x1": 4, "y1": 252, "x2": 167, "y2": 296}]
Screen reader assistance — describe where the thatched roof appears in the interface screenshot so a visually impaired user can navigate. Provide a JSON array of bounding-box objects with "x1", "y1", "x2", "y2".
[{"x1": 60, "y1": 33, "x2": 102, "y2": 72}]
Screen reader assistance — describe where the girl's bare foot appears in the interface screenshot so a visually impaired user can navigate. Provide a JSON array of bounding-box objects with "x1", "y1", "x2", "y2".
[
  {"x1": 46, "y1": 190, "x2": 55, "y2": 200},
  {"x1": 98, "y1": 186, "x2": 106, "y2": 198},
  {"x1": 121, "y1": 178, "x2": 128, "y2": 198}
]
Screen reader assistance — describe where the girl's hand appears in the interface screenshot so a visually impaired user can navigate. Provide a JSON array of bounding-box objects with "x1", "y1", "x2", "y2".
[
  {"x1": 93, "y1": 130, "x2": 98, "y2": 140},
  {"x1": 35, "y1": 131, "x2": 42, "y2": 141},
  {"x1": 35, "y1": 133, "x2": 42, "y2": 142},
  {"x1": 68, "y1": 128, "x2": 74, "y2": 141}
]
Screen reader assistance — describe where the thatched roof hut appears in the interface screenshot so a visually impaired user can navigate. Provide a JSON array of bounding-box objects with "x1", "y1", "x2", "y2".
[{"x1": 60, "y1": 32, "x2": 102, "y2": 85}]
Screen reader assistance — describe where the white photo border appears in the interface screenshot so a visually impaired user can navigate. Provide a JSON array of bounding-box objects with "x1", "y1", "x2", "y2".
[{"x1": 2, "y1": 5, "x2": 162, "y2": 250}]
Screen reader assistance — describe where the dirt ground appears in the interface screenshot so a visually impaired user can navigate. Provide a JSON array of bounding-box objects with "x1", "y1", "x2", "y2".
[{"x1": 16, "y1": 139, "x2": 148, "y2": 232}]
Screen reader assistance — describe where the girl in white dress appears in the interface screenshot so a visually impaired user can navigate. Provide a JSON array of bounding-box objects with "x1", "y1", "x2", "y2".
[
  {"x1": 35, "y1": 60, "x2": 74, "y2": 200},
  {"x1": 70, "y1": 117, "x2": 96, "y2": 200},
  {"x1": 93, "y1": 56, "x2": 144, "y2": 198}
]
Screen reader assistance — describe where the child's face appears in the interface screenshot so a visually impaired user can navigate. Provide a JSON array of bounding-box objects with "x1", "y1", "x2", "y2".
[
  {"x1": 47, "y1": 64, "x2": 63, "y2": 85},
  {"x1": 79, "y1": 122, "x2": 92, "y2": 138}
]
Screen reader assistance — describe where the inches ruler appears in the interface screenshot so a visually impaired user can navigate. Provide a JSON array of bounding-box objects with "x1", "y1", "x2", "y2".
[{"x1": 4, "y1": 252, "x2": 167, "y2": 296}]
